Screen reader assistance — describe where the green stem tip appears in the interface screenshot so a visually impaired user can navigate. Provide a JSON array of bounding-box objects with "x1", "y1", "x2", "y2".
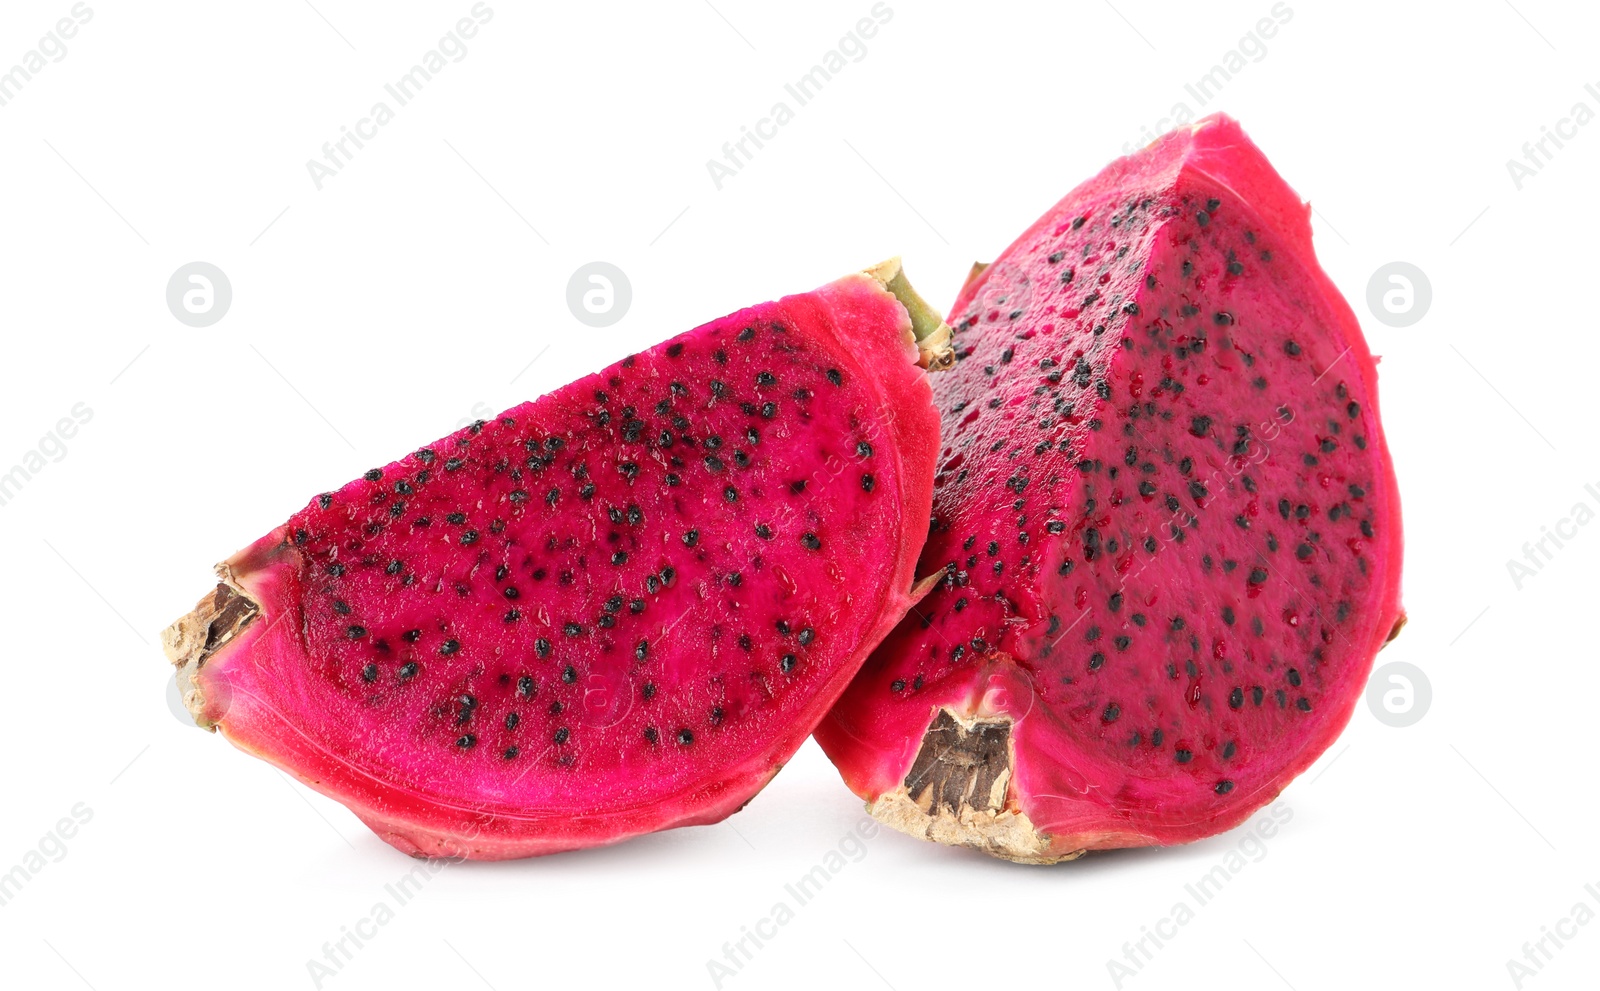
[{"x1": 865, "y1": 258, "x2": 955, "y2": 372}]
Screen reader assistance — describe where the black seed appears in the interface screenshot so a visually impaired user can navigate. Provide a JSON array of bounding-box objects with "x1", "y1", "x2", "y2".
[
  {"x1": 1089, "y1": 652, "x2": 1105, "y2": 671},
  {"x1": 891, "y1": 679, "x2": 906, "y2": 692},
  {"x1": 456, "y1": 734, "x2": 476, "y2": 749},
  {"x1": 635, "y1": 640, "x2": 649, "y2": 661},
  {"x1": 1215, "y1": 780, "x2": 1234, "y2": 795},
  {"x1": 1102, "y1": 703, "x2": 1121, "y2": 723},
  {"x1": 360, "y1": 663, "x2": 377, "y2": 683},
  {"x1": 677, "y1": 728, "x2": 694, "y2": 745},
  {"x1": 1248, "y1": 568, "x2": 1267, "y2": 585},
  {"x1": 780, "y1": 654, "x2": 797, "y2": 673},
  {"x1": 644, "y1": 726, "x2": 659, "y2": 744},
  {"x1": 1285, "y1": 340, "x2": 1302, "y2": 356},
  {"x1": 755, "y1": 523, "x2": 772, "y2": 539},
  {"x1": 801, "y1": 532, "x2": 821, "y2": 550},
  {"x1": 611, "y1": 551, "x2": 628, "y2": 565},
  {"x1": 345, "y1": 625, "x2": 367, "y2": 639},
  {"x1": 399, "y1": 662, "x2": 418, "y2": 680},
  {"x1": 563, "y1": 623, "x2": 582, "y2": 637},
  {"x1": 797, "y1": 627, "x2": 815, "y2": 646},
  {"x1": 1296, "y1": 697, "x2": 1312, "y2": 712},
  {"x1": 554, "y1": 727, "x2": 570, "y2": 744},
  {"x1": 1175, "y1": 748, "x2": 1193, "y2": 764},
  {"x1": 1229, "y1": 687, "x2": 1244, "y2": 709}
]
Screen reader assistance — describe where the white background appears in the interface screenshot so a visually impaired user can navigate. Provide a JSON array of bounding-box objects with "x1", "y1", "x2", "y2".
[{"x1": 1, "y1": 1, "x2": 1596, "y2": 988}]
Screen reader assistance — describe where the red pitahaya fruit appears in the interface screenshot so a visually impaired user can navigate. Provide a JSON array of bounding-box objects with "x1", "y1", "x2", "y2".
[
  {"x1": 163, "y1": 261, "x2": 953, "y2": 860},
  {"x1": 815, "y1": 116, "x2": 1405, "y2": 863}
]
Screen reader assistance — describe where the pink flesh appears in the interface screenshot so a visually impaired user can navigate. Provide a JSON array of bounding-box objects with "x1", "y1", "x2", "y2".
[
  {"x1": 196, "y1": 272, "x2": 939, "y2": 860},
  {"x1": 817, "y1": 116, "x2": 1404, "y2": 852}
]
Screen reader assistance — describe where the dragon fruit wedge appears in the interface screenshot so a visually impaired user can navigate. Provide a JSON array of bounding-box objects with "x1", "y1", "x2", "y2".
[
  {"x1": 163, "y1": 260, "x2": 953, "y2": 861},
  {"x1": 814, "y1": 116, "x2": 1405, "y2": 864}
]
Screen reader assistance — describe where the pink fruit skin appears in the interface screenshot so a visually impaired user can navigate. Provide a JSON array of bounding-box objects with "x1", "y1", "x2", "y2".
[
  {"x1": 816, "y1": 116, "x2": 1404, "y2": 857},
  {"x1": 178, "y1": 271, "x2": 942, "y2": 860}
]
